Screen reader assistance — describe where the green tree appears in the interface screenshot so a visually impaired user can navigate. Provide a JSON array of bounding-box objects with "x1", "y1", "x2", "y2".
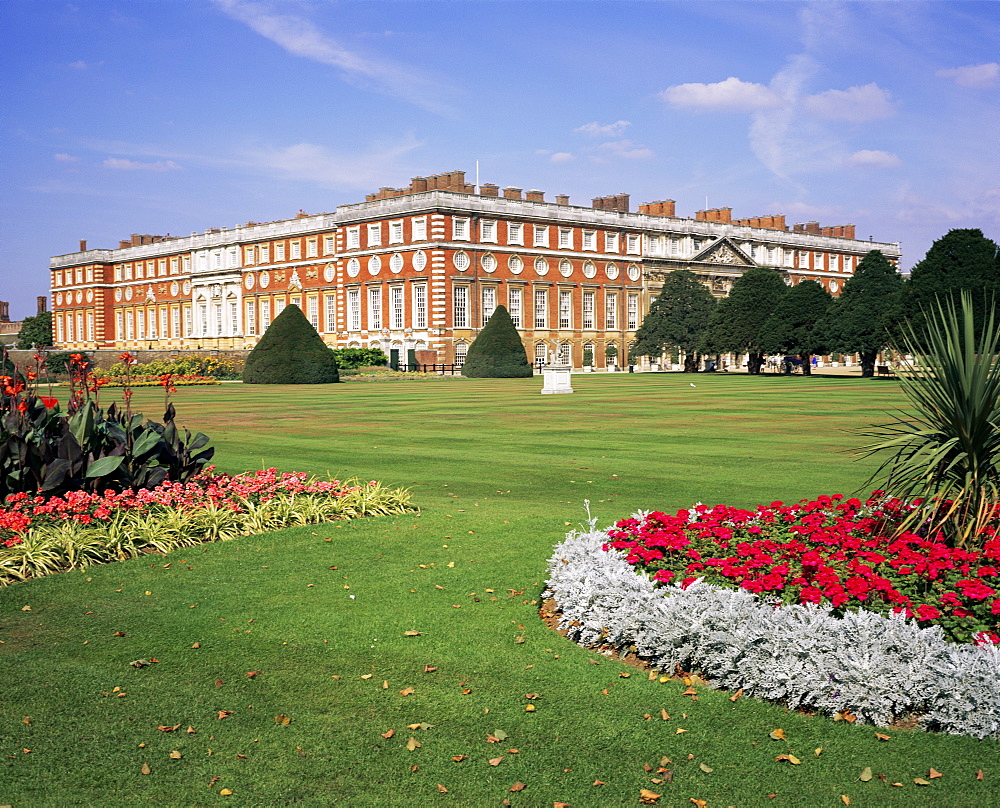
[
  {"x1": 906, "y1": 228, "x2": 1000, "y2": 341},
  {"x1": 461, "y1": 305, "x2": 532, "y2": 378},
  {"x1": 705, "y1": 267, "x2": 788, "y2": 374},
  {"x1": 823, "y1": 250, "x2": 904, "y2": 377},
  {"x1": 630, "y1": 270, "x2": 717, "y2": 372},
  {"x1": 242, "y1": 304, "x2": 340, "y2": 384},
  {"x1": 759, "y1": 280, "x2": 833, "y2": 375},
  {"x1": 17, "y1": 311, "x2": 53, "y2": 349}
]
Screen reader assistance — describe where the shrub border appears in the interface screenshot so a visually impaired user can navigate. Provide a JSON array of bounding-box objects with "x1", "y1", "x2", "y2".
[{"x1": 544, "y1": 522, "x2": 1000, "y2": 740}]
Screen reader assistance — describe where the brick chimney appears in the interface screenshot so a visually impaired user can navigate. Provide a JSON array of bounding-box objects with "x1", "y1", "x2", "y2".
[
  {"x1": 503, "y1": 187, "x2": 522, "y2": 200},
  {"x1": 555, "y1": 194, "x2": 570, "y2": 205},
  {"x1": 410, "y1": 176, "x2": 428, "y2": 192},
  {"x1": 0, "y1": 301, "x2": 9, "y2": 322},
  {"x1": 480, "y1": 183, "x2": 499, "y2": 197},
  {"x1": 525, "y1": 189, "x2": 544, "y2": 203},
  {"x1": 79, "y1": 239, "x2": 88, "y2": 252},
  {"x1": 37, "y1": 296, "x2": 48, "y2": 314}
]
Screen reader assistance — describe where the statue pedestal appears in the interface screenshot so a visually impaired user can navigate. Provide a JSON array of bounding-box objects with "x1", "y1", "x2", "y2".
[{"x1": 541, "y1": 364, "x2": 573, "y2": 394}]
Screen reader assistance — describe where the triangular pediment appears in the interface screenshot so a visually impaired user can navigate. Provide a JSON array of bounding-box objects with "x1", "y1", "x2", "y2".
[{"x1": 692, "y1": 237, "x2": 755, "y2": 267}]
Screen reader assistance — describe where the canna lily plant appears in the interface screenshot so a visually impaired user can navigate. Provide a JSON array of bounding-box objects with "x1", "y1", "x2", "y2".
[{"x1": 857, "y1": 291, "x2": 1000, "y2": 548}]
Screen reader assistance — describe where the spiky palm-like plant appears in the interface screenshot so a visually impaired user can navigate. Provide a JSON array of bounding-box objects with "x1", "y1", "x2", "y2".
[{"x1": 857, "y1": 292, "x2": 1000, "y2": 547}]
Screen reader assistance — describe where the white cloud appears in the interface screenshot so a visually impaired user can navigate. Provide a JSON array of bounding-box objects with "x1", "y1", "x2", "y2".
[
  {"x1": 598, "y1": 140, "x2": 653, "y2": 160},
  {"x1": 549, "y1": 152, "x2": 574, "y2": 164},
  {"x1": 242, "y1": 137, "x2": 422, "y2": 189},
  {"x1": 54, "y1": 153, "x2": 79, "y2": 163},
  {"x1": 660, "y1": 77, "x2": 783, "y2": 112},
  {"x1": 748, "y1": 54, "x2": 817, "y2": 179},
  {"x1": 574, "y1": 120, "x2": 631, "y2": 138},
  {"x1": 212, "y1": 0, "x2": 454, "y2": 115},
  {"x1": 803, "y1": 83, "x2": 896, "y2": 122},
  {"x1": 68, "y1": 60, "x2": 89, "y2": 70},
  {"x1": 936, "y1": 62, "x2": 1000, "y2": 89},
  {"x1": 103, "y1": 158, "x2": 181, "y2": 172},
  {"x1": 844, "y1": 149, "x2": 902, "y2": 168}
]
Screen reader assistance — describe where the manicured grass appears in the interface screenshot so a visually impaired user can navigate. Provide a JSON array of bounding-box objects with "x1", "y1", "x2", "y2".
[{"x1": 2, "y1": 374, "x2": 997, "y2": 806}]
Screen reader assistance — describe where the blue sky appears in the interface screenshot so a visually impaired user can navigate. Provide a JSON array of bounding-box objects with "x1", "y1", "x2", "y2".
[{"x1": 2, "y1": 0, "x2": 998, "y2": 318}]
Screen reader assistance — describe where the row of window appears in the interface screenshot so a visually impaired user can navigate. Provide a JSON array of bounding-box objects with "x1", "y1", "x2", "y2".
[{"x1": 452, "y1": 341, "x2": 627, "y2": 368}]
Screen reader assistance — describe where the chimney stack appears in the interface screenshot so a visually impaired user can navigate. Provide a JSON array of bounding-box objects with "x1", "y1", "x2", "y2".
[
  {"x1": 79, "y1": 239, "x2": 88, "y2": 252},
  {"x1": 0, "y1": 301, "x2": 9, "y2": 322},
  {"x1": 480, "y1": 183, "x2": 499, "y2": 197},
  {"x1": 525, "y1": 189, "x2": 544, "y2": 202},
  {"x1": 555, "y1": 194, "x2": 570, "y2": 205},
  {"x1": 503, "y1": 187, "x2": 522, "y2": 200},
  {"x1": 37, "y1": 296, "x2": 48, "y2": 314}
]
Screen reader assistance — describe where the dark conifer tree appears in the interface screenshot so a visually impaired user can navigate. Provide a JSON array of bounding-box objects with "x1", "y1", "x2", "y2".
[
  {"x1": 460, "y1": 305, "x2": 532, "y2": 378},
  {"x1": 242, "y1": 304, "x2": 340, "y2": 384}
]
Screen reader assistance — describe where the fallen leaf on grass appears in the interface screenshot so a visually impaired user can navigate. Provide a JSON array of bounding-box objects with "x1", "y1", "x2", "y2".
[
  {"x1": 245, "y1": 671, "x2": 259, "y2": 678},
  {"x1": 423, "y1": 665, "x2": 437, "y2": 673},
  {"x1": 451, "y1": 755, "x2": 466, "y2": 762},
  {"x1": 489, "y1": 756, "x2": 504, "y2": 766},
  {"x1": 840, "y1": 796, "x2": 850, "y2": 806},
  {"x1": 699, "y1": 763, "x2": 713, "y2": 773},
  {"x1": 381, "y1": 729, "x2": 395, "y2": 739},
  {"x1": 859, "y1": 767, "x2": 873, "y2": 782},
  {"x1": 186, "y1": 726, "x2": 196, "y2": 734},
  {"x1": 834, "y1": 709, "x2": 857, "y2": 723},
  {"x1": 141, "y1": 762, "x2": 151, "y2": 775},
  {"x1": 486, "y1": 730, "x2": 508, "y2": 743},
  {"x1": 690, "y1": 800, "x2": 707, "y2": 808},
  {"x1": 219, "y1": 788, "x2": 233, "y2": 796},
  {"x1": 814, "y1": 747, "x2": 823, "y2": 757},
  {"x1": 360, "y1": 674, "x2": 373, "y2": 680},
  {"x1": 169, "y1": 750, "x2": 182, "y2": 760},
  {"x1": 524, "y1": 693, "x2": 540, "y2": 700},
  {"x1": 914, "y1": 778, "x2": 931, "y2": 786},
  {"x1": 399, "y1": 687, "x2": 415, "y2": 696},
  {"x1": 436, "y1": 783, "x2": 448, "y2": 793},
  {"x1": 406, "y1": 737, "x2": 420, "y2": 751},
  {"x1": 524, "y1": 704, "x2": 536, "y2": 712},
  {"x1": 403, "y1": 631, "x2": 421, "y2": 637},
  {"x1": 928, "y1": 768, "x2": 943, "y2": 779},
  {"x1": 639, "y1": 788, "x2": 661, "y2": 804},
  {"x1": 977, "y1": 770, "x2": 984, "y2": 781},
  {"x1": 769, "y1": 728, "x2": 786, "y2": 740},
  {"x1": 509, "y1": 782, "x2": 526, "y2": 792},
  {"x1": 158, "y1": 724, "x2": 181, "y2": 732},
  {"x1": 407, "y1": 723, "x2": 433, "y2": 731},
  {"x1": 776, "y1": 754, "x2": 801, "y2": 765},
  {"x1": 660, "y1": 709, "x2": 670, "y2": 721},
  {"x1": 874, "y1": 732, "x2": 890, "y2": 741},
  {"x1": 729, "y1": 688, "x2": 743, "y2": 702},
  {"x1": 217, "y1": 711, "x2": 233, "y2": 720},
  {"x1": 593, "y1": 780, "x2": 606, "y2": 786}
]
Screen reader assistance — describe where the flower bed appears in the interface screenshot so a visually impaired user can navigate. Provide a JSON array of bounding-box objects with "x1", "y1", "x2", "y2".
[
  {"x1": 92, "y1": 373, "x2": 219, "y2": 387},
  {"x1": 605, "y1": 493, "x2": 1000, "y2": 644},
  {"x1": 545, "y1": 525, "x2": 1000, "y2": 739},
  {"x1": 0, "y1": 467, "x2": 414, "y2": 585}
]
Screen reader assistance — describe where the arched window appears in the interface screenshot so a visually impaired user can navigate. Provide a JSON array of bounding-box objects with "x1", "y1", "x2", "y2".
[
  {"x1": 605, "y1": 342, "x2": 618, "y2": 367},
  {"x1": 534, "y1": 342, "x2": 548, "y2": 365},
  {"x1": 455, "y1": 342, "x2": 468, "y2": 367},
  {"x1": 559, "y1": 342, "x2": 571, "y2": 365}
]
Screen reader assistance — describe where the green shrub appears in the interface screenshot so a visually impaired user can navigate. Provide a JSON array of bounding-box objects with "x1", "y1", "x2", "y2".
[
  {"x1": 460, "y1": 305, "x2": 533, "y2": 378},
  {"x1": 44, "y1": 351, "x2": 91, "y2": 377},
  {"x1": 332, "y1": 347, "x2": 389, "y2": 370},
  {"x1": 242, "y1": 304, "x2": 339, "y2": 384}
]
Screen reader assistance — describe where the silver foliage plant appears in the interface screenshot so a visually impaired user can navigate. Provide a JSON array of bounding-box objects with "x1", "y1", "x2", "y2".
[{"x1": 544, "y1": 522, "x2": 1000, "y2": 740}]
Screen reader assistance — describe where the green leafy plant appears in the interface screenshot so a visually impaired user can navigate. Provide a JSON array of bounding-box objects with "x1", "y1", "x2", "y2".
[
  {"x1": 857, "y1": 292, "x2": 1000, "y2": 547},
  {"x1": 582, "y1": 348, "x2": 594, "y2": 367},
  {"x1": 0, "y1": 352, "x2": 214, "y2": 499}
]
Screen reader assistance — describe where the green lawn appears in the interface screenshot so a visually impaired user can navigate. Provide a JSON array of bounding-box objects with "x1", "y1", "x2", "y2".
[{"x1": 2, "y1": 373, "x2": 997, "y2": 807}]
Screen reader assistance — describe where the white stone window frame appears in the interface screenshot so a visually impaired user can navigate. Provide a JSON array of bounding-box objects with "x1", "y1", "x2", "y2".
[
  {"x1": 453, "y1": 285, "x2": 469, "y2": 328},
  {"x1": 306, "y1": 238, "x2": 319, "y2": 258},
  {"x1": 290, "y1": 241, "x2": 303, "y2": 260},
  {"x1": 558, "y1": 228, "x2": 573, "y2": 249},
  {"x1": 389, "y1": 220, "x2": 405, "y2": 245},
  {"x1": 533, "y1": 225, "x2": 549, "y2": 248},
  {"x1": 453, "y1": 217, "x2": 470, "y2": 241},
  {"x1": 411, "y1": 217, "x2": 427, "y2": 242},
  {"x1": 507, "y1": 222, "x2": 524, "y2": 246},
  {"x1": 323, "y1": 235, "x2": 336, "y2": 255},
  {"x1": 605, "y1": 232, "x2": 619, "y2": 253},
  {"x1": 626, "y1": 233, "x2": 641, "y2": 255},
  {"x1": 368, "y1": 223, "x2": 383, "y2": 248},
  {"x1": 413, "y1": 283, "x2": 428, "y2": 330},
  {"x1": 508, "y1": 286, "x2": 523, "y2": 328},
  {"x1": 390, "y1": 284, "x2": 405, "y2": 330},
  {"x1": 480, "y1": 219, "x2": 497, "y2": 243},
  {"x1": 582, "y1": 230, "x2": 597, "y2": 251},
  {"x1": 347, "y1": 227, "x2": 361, "y2": 249}
]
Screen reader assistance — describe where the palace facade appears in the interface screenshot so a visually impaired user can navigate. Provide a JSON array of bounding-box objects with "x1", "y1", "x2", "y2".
[{"x1": 49, "y1": 170, "x2": 900, "y2": 368}]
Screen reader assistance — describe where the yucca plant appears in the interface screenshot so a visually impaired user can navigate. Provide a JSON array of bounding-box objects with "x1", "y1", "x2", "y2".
[{"x1": 857, "y1": 291, "x2": 1000, "y2": 547}]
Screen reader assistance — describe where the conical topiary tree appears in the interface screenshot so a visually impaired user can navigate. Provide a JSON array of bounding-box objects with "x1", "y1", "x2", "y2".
[
  {"x1": 460, "y1": 305, "x2": 532, "y2": 378},
  {"x1": 242, "y1": 304, "x2": 340, "y2": 384}
]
